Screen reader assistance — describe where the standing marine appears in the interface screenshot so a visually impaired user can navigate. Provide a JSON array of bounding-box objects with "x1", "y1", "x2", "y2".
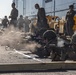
[
  {"x1": 2, "y1": 16, "x2": 9, "y2": 28},
  {"x1": 66, "y1": 5, "x2": 76, "y2": 36},
  {"x1": 35, "y1": 4, "x2": 49, "y2": 31},
  {"x1": 9, "y1": 2, "x2": 18, "y2": 27}
]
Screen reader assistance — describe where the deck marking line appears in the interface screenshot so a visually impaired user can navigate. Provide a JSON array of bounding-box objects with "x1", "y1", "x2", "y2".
[{"x1": 14, "y1": 49, "x2": 42, "y2": 62}]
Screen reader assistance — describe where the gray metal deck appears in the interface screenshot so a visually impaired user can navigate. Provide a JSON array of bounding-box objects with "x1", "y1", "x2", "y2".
[{"x1": 0, "y1": 46, "x2": 76, "y2": 72}]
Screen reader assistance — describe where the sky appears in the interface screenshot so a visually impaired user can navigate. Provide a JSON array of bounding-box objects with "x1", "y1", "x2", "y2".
[{"x1": 0, "y1": 0, "x2": 12, "y2": 19}]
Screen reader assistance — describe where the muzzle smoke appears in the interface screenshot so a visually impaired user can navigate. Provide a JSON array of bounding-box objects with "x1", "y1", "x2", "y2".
[{"x1": 0, "y1": 26, "x2": 41, "y2": 52}]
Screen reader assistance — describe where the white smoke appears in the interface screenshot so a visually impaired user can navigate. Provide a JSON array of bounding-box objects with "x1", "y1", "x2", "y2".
[
  {"x1": 57, "y1": 37, "x2": 64, "y2": 47},
  {"x1": 0, "y1": 26, "x2": 41, "y2": 52}
]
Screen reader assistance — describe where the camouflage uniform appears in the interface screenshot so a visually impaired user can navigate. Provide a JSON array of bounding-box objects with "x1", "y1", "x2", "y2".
[
  {"x1": 2, "y1": 17, "x2": 9, "y2": 28},
  {"x1": 9, "y1": 7, "x2": 18, "y2": 27},
  {"x1": 17, "y1": 15, "x2": 25, "y2": 30},
  {"x1": 37, "y1": 8, "x2": 49, "y2": 29},
  {"x1": 66, "y1": 5, "x2": 76, "y2": 36}
]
